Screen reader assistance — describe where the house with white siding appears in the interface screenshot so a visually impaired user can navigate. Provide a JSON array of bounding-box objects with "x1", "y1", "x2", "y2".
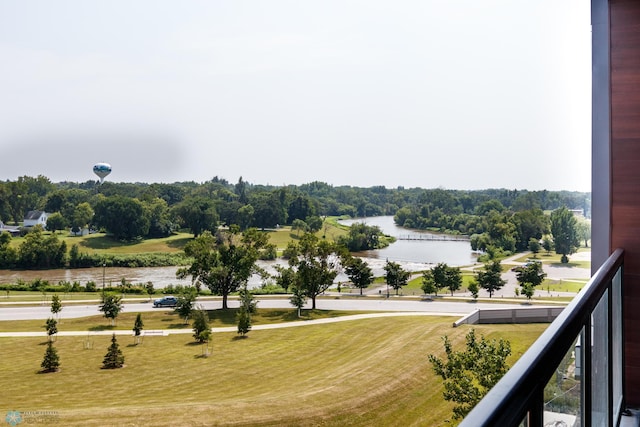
[{"x1": 23, "y1": 210, "x2": 49, "y2": 228}]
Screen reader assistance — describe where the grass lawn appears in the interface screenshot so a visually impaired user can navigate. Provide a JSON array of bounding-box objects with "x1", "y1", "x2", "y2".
[
  {"x1": 512, "y1": 248, "x2": 591, "y2": 270},
  {"x1": 0, "y1": 316, "x2": 546, "y2": 426},
  {"x1": 0, "y1": 308, "x2": 376, "y2": 333}
]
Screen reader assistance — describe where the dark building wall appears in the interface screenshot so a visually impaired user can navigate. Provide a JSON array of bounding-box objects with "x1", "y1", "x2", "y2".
[{"x1": 610, "y1": 0, "x2": 640, "y2": 405}]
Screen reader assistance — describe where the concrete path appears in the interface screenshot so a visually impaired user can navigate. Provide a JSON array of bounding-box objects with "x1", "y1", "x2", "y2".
[{"x1": 0, "y1": 311, "x2": 454, "y2": 338}]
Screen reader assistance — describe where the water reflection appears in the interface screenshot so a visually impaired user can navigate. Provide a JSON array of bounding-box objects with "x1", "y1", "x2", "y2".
[
  {"x1": 338, "y1": 216, "x2": 477, "y2": 267},
  {"x1": 0, "y1": 217, "x2": 477, "y2": 290}
]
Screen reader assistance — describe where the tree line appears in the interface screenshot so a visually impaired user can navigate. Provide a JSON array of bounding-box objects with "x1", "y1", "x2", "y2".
[{"x1": 0, "y1": 175, "x2": 588, "y2": 239}]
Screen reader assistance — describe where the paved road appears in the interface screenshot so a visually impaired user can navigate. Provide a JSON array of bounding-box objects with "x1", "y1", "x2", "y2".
[{"x1": 0, "y1": 297, "x2": 538, "y2": 321}]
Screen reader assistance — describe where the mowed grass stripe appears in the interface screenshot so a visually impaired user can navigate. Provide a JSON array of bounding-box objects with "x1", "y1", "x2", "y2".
[{"x1": 0, "y1": 317, "x2": 546, "y2": 426}]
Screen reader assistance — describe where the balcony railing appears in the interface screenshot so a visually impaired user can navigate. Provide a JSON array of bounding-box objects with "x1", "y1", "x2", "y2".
[{"x1": 460, "y1": 248, "x2": 625, "y2": 427}]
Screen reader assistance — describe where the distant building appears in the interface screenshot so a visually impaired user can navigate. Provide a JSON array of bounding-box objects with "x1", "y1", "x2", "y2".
[
  {"x1": 23, "y1": 210, "x2": 49, "y2": 228},
  {"x1": 0, "y1": 220, "x2": 21, "y2": 236}
]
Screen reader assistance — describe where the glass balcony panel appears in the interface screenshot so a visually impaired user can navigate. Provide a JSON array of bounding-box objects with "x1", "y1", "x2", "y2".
[
  {"x1": 543, "y1": 334, "x2": 582, "y2": 426},
  {"x1": 612, "y1": 268, "x2": 623, "y2": 423},
  {"x1": 592, "y1": 290, "x2": 609, "y2": 427}
]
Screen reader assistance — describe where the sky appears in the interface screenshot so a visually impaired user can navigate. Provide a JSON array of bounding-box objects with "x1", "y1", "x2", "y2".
[{"x1": 0, "y1": 1, "x2": 592, "y2": 191}]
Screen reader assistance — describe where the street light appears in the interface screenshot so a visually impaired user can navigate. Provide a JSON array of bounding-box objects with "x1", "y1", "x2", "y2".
[{"x1": 102, "y1": 262, "x2": 106, "y2": 291}]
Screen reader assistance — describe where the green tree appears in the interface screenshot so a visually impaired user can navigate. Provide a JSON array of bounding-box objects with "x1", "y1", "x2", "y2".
[
  {"x1": 444, "y1": 266, "x2": 463, "y2": 296},
  {"x1": 285, "y1": 233, "x2": 341, "y2": 309},
  {"x1": 515, "y1": 261, "x2": 546, "y2": 289},
  {"x1": 467, "y1": 281, "x2": 479, "y2": 300},
  {"x1": 46, "y1": 212, "x2": 67, "y2": 234},
  {"x1": 99, "y1": 293, "x2": 123, "y2": 326},
  {"x1": 475, "y1": 260, "x2": 506, "y2": 298},
  {"x1": 550, "y1": 207, "x2": 580, "y2": 263},
  {"x1": 576, "y1": 219, "x2": 591, "y2": 248},
  {"x1": 512, "y1": 208, "x2": 549, "y2": 251},
  {"x1": 133, "y1": 313, "x2": 144, "y2": 344},
  {"x1": 521, "y1": 282, "x2": 535, "y2": 301},
  {"x1": 274, "y1": 264, "x2": 296, "y2": 291},
  {"x1": 289, "y1": 286, "x2": 307, "y2": 317},
  {"x1": 237, "y1": 204, "x2": 255, "y2": 231},
  {"x1": 528, "y1": 237, "x2": 541, "y2": 257},
  {"x1": 71, "y1": 202, "x2": 94, "y2": 232},
  {"x1": 0, "y1": 231, "x2": 17, "y2": 268},
  {"x1": 291, "y1": 218, "x2": 309, "y2": 236},
  {"x1": 305, "y1": 215, "x2": 323, "y2": 233},
  {"x1": 45, "y1": 318, "x2": 58, "y2": 342},
  {"x1": 41, "y1": 341, "x2": 60, "y2": 373},
  {"x1": 17, "y1": 225, "x2": 67, "y2": 268},
  {"x1": 175, "y1": 288, "x2": 197, "y2": 324},
  {"x1": 421, "y1": 273, "x2": 437, "y2": 296},
  {"x1": 338, "y1": 222, "x2": 384, "y2": 251},
  {"x1": 542, "y1": 235, "x2": 554, "y2": 254},
  {"x1": 178, "y1": 228, "x2": 269, "y2": 309},
  {"x1": 93, "y1": 196, "x2": 150, "y2": 240},
  {"x1": 51, "y1": 294, "x2": 62, "y2": 319},
  {"x1": 191, "y1": 307, "x2": 210, "y2": 343},
  {"x1": 172, "y1": 196, "x2": 218, "y2": 237},
  {"x1": 102, "y1": 333, "x2": 125, "y2": 369},
  {"x1": 423, "y1": 263, "x2": 446, "y2": 296},
  {"x1": 237, "y1": 285, "x2": 256, "y2": 337},
  {"x1": 429, "y1": 329, "x2": 512, "y2": 420},
  {"x1": 384, "y1": 260, "x2": 410, "y2": 296},
  {"x1": 343, "y1": 256, "x2": 374, "y2": 295}
]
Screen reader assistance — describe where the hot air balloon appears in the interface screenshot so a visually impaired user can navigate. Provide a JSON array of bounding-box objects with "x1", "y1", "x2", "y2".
[{"x1": 93, "y1": 163, "x2": 112, "y2": 184}]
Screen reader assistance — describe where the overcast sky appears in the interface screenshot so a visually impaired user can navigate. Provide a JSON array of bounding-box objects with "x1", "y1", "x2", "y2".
[{"x1": 0, "y1": 1, "x2": 591, "y2": 191}]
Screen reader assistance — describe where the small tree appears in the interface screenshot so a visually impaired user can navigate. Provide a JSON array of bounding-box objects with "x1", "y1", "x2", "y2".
[
  {"x1": 429, "y1": 329, "x2": 511, "y2": 420},
  {"x1": 50, "y1": 294, "x2": 62, "y2": 320},
  {"x1": 132, "y1": 313, "x2": 144, "y2": 345},
  {"x1": 289, "y1": 286, "x2": 307, "y2": 318},
  {"x1": 542, "y1": 235, "x2": 554, "y2": 255},
  {"x1": 45, "y1": 318, "x2": 58, "y2": 342},
  {"x1": 515, "y1": 261, "x2": 546, "y2": 293},
  {"x1": 192, "y1": 307, "x2": 210, "y2": 343},
  {"x1": 343, "y1": 256, "x2": 374, "y2": 295},
  {"x1": 99, "y1": 293, "x2": 123, "y2": 326},
  {"x1": 384, "y1": 260, "x2": 410, "y2": 296},
  {"x1": 175, "y1": 288, "x2": 197, "y2": 324},
  {"x1": 41, "y1": 341, "x2": 60, "y2": 373},
  {"x1": 475, "y1": 260, "x2": 506, "y2": 298},
  {"x1": 145, "y1": 281, "x2": 155, "y2": 300},
  {"x1": 102, "y1": 333, "x2": 125, "y2": 369},
  {"x1": 45, "y1": 212, "x2": 66, "y2": 234},
  {"x1": 467, "y1": 281, "x2": 479, "y2": 300},
  {"x1": 528, "y1": 238, "x2": 541, "y2": 257},
  {"x1": 237, "y1": 286, "x2": 256, "y2": 337},
  {"x1": 421, "y1": 273, "x2": 437, "y2": 297},
  {"x1": 521, "y1": 282, "x2": 535, "y2": 301}
]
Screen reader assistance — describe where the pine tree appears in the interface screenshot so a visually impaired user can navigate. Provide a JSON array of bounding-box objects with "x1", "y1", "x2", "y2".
[
  {"x1": 132, "y1": 313, "x2": 144, "y2": 345},
  {"x1": 102, "y1": 333, "x2": 125, "y2": 369},
  {"x1": 41, "y1": 341, "x2": 60, "y2": 373}
]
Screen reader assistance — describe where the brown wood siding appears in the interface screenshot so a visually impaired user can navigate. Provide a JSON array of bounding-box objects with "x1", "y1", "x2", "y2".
[{"x1": 610, "y1": 0, "x2": 640, "y2": 406}]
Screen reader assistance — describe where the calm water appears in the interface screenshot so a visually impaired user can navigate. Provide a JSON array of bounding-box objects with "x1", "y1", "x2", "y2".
[
  {"x1": 0, "y1": 216, "x2": 476, "y2": 288},
  {"x1": 338, "y1": 216, "x2": 477, "y2": 268}
]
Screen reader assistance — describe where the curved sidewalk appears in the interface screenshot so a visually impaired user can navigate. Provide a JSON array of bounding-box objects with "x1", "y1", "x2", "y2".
[{"x1": 0, "y1": 311, "x2": 457, "y2": 338}]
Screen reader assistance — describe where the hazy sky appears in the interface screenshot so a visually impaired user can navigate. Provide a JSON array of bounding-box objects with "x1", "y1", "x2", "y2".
[{"x1": 0, "y1": 1, "x2": 591, "y2": 191}]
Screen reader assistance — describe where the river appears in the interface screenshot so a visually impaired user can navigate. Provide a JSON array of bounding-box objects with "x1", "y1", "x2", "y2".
[
  {"x1": 338, "y1": 216, "x2": 477, "y2": 267},
  {"x1": 0, "y1": 217, "x2": 476, "y2": 289}
]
